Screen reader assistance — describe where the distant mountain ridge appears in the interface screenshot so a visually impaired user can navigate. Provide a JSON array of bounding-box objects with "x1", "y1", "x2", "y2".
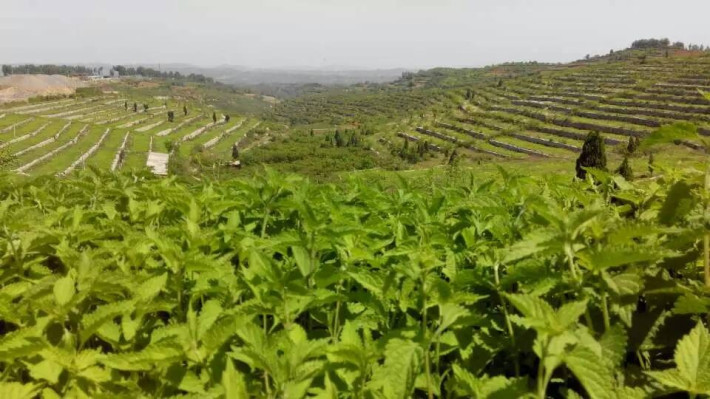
[{"x1": 131, "y1": 64, "x2": 410, "y2": 86}]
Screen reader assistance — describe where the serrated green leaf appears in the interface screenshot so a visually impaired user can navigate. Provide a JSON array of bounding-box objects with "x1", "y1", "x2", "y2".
[
  {"x1": 80, "y1": 300, "x2": 135, "y2": 344},
  {"x1": 647, "y1": 322, "x2": 710, "y2": 395},
  {"x1": 368, "y1": 338, "x2": 422, "y2": 399},
  {"x1": 27, "y1": 359, "x2": 63, "y2": 384},
  {"x1": 640, "y1": 122, "x2": 699, "y2": 149},
  {"x1": 53, "y1": 275, "x2": 75, "y2": 307},
  {"x1": 578, "y1": 247, "x2": 664, "y2": 272},
  {"x1": 0, "y1": 382, "x2": 43, "y2": 399},
  {"x1": 292, "y1": 245, "x2": 313, "y2": 277},
  {"x1": 658, "y1": 181, "x2": 697, "y2": 226},
  {"x1": 135, "y1": 273, "x2": 167, "y2": 302},
  {"x1": 222, "y1": 359, "x2": 248, "y2": 399},
  {"x1": 101, "y1": 341, "x2": 184, "y2": 371},
  {"x1": 436, "y1": 303, "x2": 469, "y2": 335},
  {"x1": 564, "y1": 344, "x2": 614, "y2": 399},
  {"x1": 197, "y1": 300, "x2": 223, "y2": 340}
]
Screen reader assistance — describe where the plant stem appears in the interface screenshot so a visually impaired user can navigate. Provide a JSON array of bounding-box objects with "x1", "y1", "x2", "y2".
[
  {"x1": 601, "y1": 291, "x2": 611, "y2": 332},
  {"x1": 263, "y1": 315, "x2": 271, "y2": 398},
  {"x1": 421, "y1": 275, "x2": 433, "y2": 399},
  {"x1": 495, "y1": 264, "x2": 520, "y2": 376},
  {"x1": 536, "y1": 345, "x2": 546, "y2": 399},
  {"x1": 564, "y1": 244, "x2": 578, "y2": 281}
]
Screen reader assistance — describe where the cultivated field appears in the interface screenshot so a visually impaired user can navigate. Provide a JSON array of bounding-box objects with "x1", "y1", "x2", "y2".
[{"x1": 0, "y1": 95, "x2": 246, "y2": 175}]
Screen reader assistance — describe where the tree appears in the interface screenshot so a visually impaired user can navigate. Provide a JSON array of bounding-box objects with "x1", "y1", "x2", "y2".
[
  {"x1": 334, "y1": 130, "x2": 345, "y2": 147},
  {"x1": 124, "y1": 101, "x2": 128, "y2": 111},
  {"x1": 1, "y1": 65, "x2": 11, "y2": 76},
  {"x1": 143, "y1": 104, "x2": 149, "y2": 112},
  {"x1": 616, "y1": 156, "x2": 633, "y2": 181},
  {"x1": 648, "y1": 152, "x2": 655, "y2": 175},
  {"x1": 225, "y1": 115, "x2": 230, "y2": 123},
  {"x1": 626, "y1": 136, "x2": 638, "y2": 154},
  {"x1": 168, "y1": 111, "x2": 174, "y2": 122},
  {"x1": 575, "y1": 131, "x2": 607, "y2": 179},
  {"x1": 231, "y1": 143, "x2": 239, "y2": 160},
  {"x1": 212, "y1": 112, "x2": 217, "y2": 124},
  {"x1": 497, "y1": 79, "x2": 503, "y2": 88},
  {"x1": 348, "y1": 133, "x2": 360, "y2": 147},
  {"x1": 133, "y1": 102, "x2": 138, "y2": 112},
  {"x1": 448, "y1": 148, "x2": 459, "y2": 165},
  {"x1": 183, "y1": 105, "x2": 188, "y2": 116}
]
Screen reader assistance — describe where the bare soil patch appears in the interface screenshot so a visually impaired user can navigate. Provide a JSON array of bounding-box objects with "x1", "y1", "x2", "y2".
[{"x1": 0, "y1": 74, "x2": 88, "y2": 104}]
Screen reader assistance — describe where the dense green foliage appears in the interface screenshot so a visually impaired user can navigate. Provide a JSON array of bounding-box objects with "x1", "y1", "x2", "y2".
[
  {"x1": 575, "y1": 132, "x2": 607, "y2": 179},
  {"x1": 238, "y1": 130, "x2": 393, "y2": 179},
  {"x1": 0, "y1": 154, "x2": 708, "y2": 398}
]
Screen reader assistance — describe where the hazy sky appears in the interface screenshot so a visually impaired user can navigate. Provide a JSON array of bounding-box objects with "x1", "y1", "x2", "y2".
[{"x1": 2, "y1": 0, "x2": 709, "y2": 69}]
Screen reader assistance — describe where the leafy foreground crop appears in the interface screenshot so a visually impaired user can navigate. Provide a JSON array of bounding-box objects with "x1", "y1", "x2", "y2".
[{"x1": 0, "y1": 166, "x2": 708, "y2": 399}]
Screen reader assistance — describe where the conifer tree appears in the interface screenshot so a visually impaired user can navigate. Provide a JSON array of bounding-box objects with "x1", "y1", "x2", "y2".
[
  {"x1": 575, "y1": 131, "x2": 607, "y2": 179},
  {"x1": 334, "y1": 130, "x2": 345, "y2": 147},
  {"x1": 648, "y1": 152, "x2": 655, "y2": 175},
  {"x1": 616, "y1": 156, "x2": 633, "y2": 181},
  {"x1": 133, "y1": 102, "x2": 137, "y2": 112},
  {"x1": 626, "y1": 136, "x2": 638, "y2": 154},
  {"x1": 183, "y1": 105, "x2": 188, "y2": 116},
  {"x1": 167, "y1": 111, "x2": 174, "y2": 122},
  {"x1": 212, "y1": 112, "x2": 217, "y2": 124}
]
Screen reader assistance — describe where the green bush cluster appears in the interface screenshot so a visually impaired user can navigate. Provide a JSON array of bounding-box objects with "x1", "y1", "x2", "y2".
[{"x1": 0, "y1": 161, "x2": 708, "y2": 397}]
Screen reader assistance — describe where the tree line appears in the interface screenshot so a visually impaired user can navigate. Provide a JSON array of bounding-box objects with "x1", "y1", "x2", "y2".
[
  {"x1": 1, "y1": 64, "x2": 214, "y2": 84},
  {"x1": 111, "y1": 65, "x2": 214, "y2": 83},
  {"x1": 2, "y1": 64, "x2": 95, "y2": 76},
  {"x1": 630, "y1": 38, "x2": 686, "y2": 50}
]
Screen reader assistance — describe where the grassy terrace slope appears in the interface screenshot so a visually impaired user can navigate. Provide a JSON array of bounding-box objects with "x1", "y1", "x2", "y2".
[
  {"x1": 0, "y1": 94, "x2": 243, "y2": 175},
  {"x1": 394, "y1": 50, "x2": 710, "y2": 163}
]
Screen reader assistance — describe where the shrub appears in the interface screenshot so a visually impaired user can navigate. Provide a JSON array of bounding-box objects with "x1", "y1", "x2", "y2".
[
  {"x1": 575, "y1": 131, "x2": 607, "y2": 179},
  {"x1": 616, "y1": 156, "x2": 633, "y2": 180}
]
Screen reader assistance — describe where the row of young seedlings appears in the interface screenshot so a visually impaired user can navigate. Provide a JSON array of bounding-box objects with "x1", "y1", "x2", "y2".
[
  {"x1": 435, "y1": 122, "x2": 550, "y2": 157},
  {"x1": 0, "y1": 117, "x2": 34, "y2": 134},
  {"x1": 601, "y1": 98, "x2": 710, "y2": 115},
  {"x1": 57, "y1": 128, "x2": 111, "y2": 176},
  {"x1": 13, "y1": 98, "x2": 106, "y2": 115},
  {"x1": 484, "y1": 104, "x2": 649, "y2": 138},
  {"x1": 202, "y1": 120, "x2": 246, "y2": 149},
  {"x1": 15, "y1": 125, "x2": 89, "y2": 173},
  {"x1": 155, "y1": 115, "x2": 202, "y2": 137},
  {"x1": 395, "y1": 132, "x2": 443, "y2": 152},
  {"x1": 13, "y1": 122, "x2": 72, "y2": 157},
  {"x1": 0, "y1": 122, "x2": 51, "y2": 149},
  {"x1": 465, "y1": 110, "x2": 623, "y2": 146},
  {"x1": 512, "y1": 99, "x2": 663, "y2": 128},
  {"x1": 110, "y1": 132, "x2": 131, "y2": 171},
  {"x1": 415, "y1": 127, "x2": 507, "y2": 158},
  {"x1": 451, "y1": 118, "x2": 580, "y2": 152}
]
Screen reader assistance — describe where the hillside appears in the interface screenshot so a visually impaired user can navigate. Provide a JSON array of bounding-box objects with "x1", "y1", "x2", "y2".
[
  {"x1": 2, "y1": 43, "x2": 710, "y2": 398},
  {"x1": 0, "y1": 74, "x2": 87, "y2": 104},
  {"x1": 3, "y1": 48, "x2": 710, "y2": 180}
]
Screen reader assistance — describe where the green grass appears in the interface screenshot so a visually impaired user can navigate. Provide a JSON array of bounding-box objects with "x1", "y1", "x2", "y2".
[
  {"x1": 85, "y1": 129, "x2": 130, "y2": 169},
  {"x1": 29, "y1": 125, "x2": 107, "y2": 175}
]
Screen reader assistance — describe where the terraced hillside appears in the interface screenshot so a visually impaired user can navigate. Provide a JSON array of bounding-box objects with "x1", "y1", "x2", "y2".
[
  {"x1": 395, "y1": 52, "x2": 710, "y2": 162},
  {"x1": 0, "y1": 96, "x2": 244, "y2": 175}
]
